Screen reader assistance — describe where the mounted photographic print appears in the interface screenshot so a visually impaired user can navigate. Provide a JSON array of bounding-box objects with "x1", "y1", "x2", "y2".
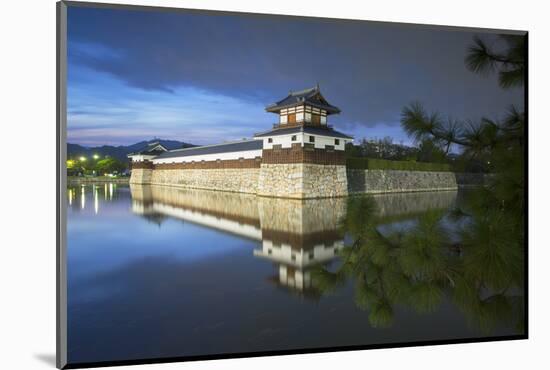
[{"x1": 56, "y1": 1, "x2": 528, "y2": 368}]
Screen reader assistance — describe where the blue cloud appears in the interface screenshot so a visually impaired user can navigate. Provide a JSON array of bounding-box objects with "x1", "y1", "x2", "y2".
[
  {"x1": 67, "y1": 5, "x2": 524, "y2": 147},
  {"x1": 68, "y1": 64, "x2": 270, "y2": 146}
]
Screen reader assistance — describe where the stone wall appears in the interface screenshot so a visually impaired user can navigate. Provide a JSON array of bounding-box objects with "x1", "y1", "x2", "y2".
[
  {"x1": 347, "y1": 169, "x2": 458, "y2": 194},
  {"x1": 257, "y1": 163, "x2": 348, "y2": 199},
  {"x1": 149, "y1": 168, "x2": 259, "y2": 194},
  {"x1": 129, "y1": 168, "x2": 153, "y2": 184},
  {"x1": 130, "y1": 162, "x2": 468, "y2": 198},
  {"x1": 303, "y1": 164, "x2": 348, "y2": 198}
]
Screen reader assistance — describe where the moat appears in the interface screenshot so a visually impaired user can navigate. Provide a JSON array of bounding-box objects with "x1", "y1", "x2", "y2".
[{"x1": 66, "y1": 183, "x2": 524, "y2": 364}]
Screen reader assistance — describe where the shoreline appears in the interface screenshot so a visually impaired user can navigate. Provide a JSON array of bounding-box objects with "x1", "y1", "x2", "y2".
[{"x1": 68, "y1": 176, "x2": 130, "y2": 184}]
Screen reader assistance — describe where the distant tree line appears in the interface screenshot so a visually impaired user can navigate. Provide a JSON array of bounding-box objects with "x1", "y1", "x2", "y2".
[{"x1": 67, "y1": 155, "x2": 128, "y2": 177}]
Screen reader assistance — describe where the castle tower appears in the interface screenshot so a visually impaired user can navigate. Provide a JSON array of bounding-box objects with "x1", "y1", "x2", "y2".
[{"x1": 256, "y1": 85, "x2": 352, "y2": 198}]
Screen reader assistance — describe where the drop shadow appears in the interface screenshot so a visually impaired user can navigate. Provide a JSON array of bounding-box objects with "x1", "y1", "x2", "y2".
[{"x1": 34, "y1": 353, "x2": 56, "y2": 367}]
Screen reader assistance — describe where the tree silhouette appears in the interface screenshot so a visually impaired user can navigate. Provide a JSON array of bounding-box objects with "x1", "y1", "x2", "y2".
[{"x1": 312, "y1": 33, "x2": 525, "y2": 335}]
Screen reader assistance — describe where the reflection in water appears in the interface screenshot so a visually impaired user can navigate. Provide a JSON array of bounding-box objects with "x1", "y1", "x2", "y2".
[
  {"x1": 93, "y1": 185, "x2": 98, "y2": 214},
  {"x1": 129, "y1": 185, "x2": 460, "y2": 298},
  {"x1": 80, "y1": 185, "x2": 85, "y2": 210},
  {"x1": 314, "y1": 195, "x2": 524, "y2": 333},
  {"x1": 130, "y1": 185, "x2": 349, "y2": 296},
  {"x1": 68, "y1": 182, "x2": 122, "y2": 215},
  {"x1": 67, "y1": 183, "x2": 524, "y2": 364}
]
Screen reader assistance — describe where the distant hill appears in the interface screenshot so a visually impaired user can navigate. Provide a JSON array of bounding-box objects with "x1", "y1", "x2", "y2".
[{"x1": 67, "y1": 139, "x2": 196, "y2": 162}]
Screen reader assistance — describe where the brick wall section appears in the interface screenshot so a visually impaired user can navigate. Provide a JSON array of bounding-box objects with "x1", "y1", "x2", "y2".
[
  {"x1": 262, "y1": 144, "x2": 346, "y2": 165},
  {"x1": 130, "y1": 161, "x2": 154, "y2": 169},
  {"x1": 153, "y1": 157, "x2": 261, "y2": 170}
]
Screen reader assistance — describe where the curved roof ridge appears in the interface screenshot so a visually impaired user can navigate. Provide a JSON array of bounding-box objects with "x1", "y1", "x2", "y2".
[{"x1": 289, "y1": 86, "x2": 318, "y2": 96}]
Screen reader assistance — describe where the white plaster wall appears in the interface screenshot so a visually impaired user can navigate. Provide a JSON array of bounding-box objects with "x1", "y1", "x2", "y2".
[
  {"x1": 152, "y1": 149, "x2": 262, "y2": 164},
  {"x1": 143, "y1": 203, "x2": 263, "y2": 240},
  {"x1": 308, "y1": 134, "x2": 348, "y2": 150},
  {"x1": 129, "y1": 154, "x2": 156, "y2": 162},
  {"x1": 261, "y1": 132, "x2": 349, "y2": 150},
  {"x1": 133, "y1": 133, "x2": 350, "y2": 165},
  {"x1": 262, "y1": 133, "x2": 304, "y2": 149}
]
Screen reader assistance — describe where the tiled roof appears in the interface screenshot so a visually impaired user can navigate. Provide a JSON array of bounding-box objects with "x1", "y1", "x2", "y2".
[
  {"x1": 254, "y1": 126, "x2": 353, "y2": 139},
  {"x1": 155, "y1": 139, "x2": 263, "y2": 159},
  {"x1": 266, "y1": 85, "x2": 341, "y2": 114},
  {"x1": 129, "y1": 141, "x2": 168, "y2": 155}
]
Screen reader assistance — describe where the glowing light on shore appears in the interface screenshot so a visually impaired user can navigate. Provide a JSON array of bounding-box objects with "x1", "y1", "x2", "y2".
[{"x1": 109, "y1": 183, "x2": 113, "y2": 200}]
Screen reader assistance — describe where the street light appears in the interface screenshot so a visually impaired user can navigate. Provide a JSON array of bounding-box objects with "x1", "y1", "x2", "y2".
[
  {"x1": 93, "y1": 154, "x2": 100, "y2": 160},
  {"x1": 79, "y1": 156, "x2": 87, "y2": 161}
]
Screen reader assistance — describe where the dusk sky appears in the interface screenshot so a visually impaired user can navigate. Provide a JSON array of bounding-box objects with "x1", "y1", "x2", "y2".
[{"x1": 67, "y1": 5, "x2": 523, "y2": 147}]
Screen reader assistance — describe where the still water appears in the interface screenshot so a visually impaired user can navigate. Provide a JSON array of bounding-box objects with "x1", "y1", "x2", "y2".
[{"x1": 67, "y1": 183, "x2": 524, "y2": 364}]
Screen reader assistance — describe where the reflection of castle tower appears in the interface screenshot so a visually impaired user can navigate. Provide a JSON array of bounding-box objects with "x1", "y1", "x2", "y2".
[
  {"x1": 130, "y1": 185, "x2": 347, "y2": 296},
  {"x1": 254, "y1": 196, "x2": 346, "y2": 294},
  {"x1": 253, "y1": 234, "x2": 344, "y2": 293}
]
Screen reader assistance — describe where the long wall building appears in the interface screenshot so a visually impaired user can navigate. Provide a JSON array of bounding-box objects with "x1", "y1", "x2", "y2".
[{"x1": 129, "y1": 86, "x2": 458, "y2": 198}]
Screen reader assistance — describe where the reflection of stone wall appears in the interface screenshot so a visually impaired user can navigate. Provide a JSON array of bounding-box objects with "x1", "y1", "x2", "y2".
[
  {"x1": 129, "y1": 168, "x2": 153, "y2": 184},
  {"x1": 371, "y1": 191, "x2": 457, "y2": 219},
  {"x1": 149, "y1": 168, "x2": 260, "y2": 194},
  {"x1": 257, "y1": 197, "x2": 346, "y2": 234},
  {"x1": 131, "y1": 184, "x2": 347, "y2": 235},
  {"x1": 347, "y1": 169, "x2": 458, "y2": 194},
  {"x1": 130, "y1": 184, "x2": 260, "y2": 224},
  {"x1": 258, "y1": 163, "x2": 348, "y2": 199},
  {"x1": 129, "y1": 183, "x2": 459, "y2": 247},
  {"x1": 455, "y1": 172, "x2": 488, "y2": 187}
]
